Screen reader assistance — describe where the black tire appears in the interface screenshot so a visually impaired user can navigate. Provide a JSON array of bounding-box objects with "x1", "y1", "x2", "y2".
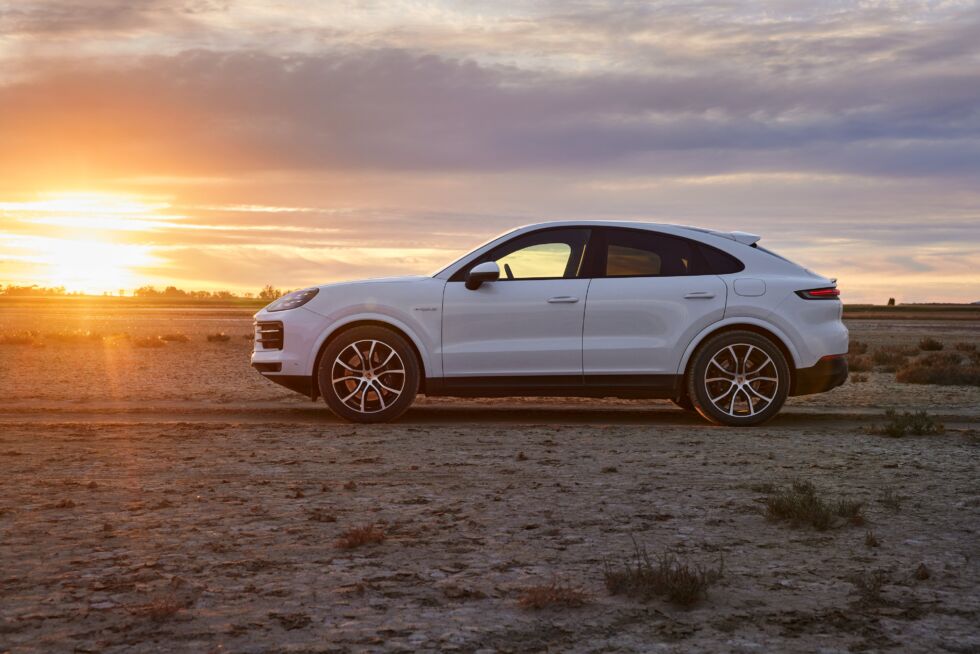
[
  {"x1": 671, "y1": 395, "x2": 696, "y2": 412},
  {"x1": 318, "y1": 326, "x2": 419, "y2": 423},
  {"x1": 686, "y1": 330, "x2": 790, "y2": 426}
]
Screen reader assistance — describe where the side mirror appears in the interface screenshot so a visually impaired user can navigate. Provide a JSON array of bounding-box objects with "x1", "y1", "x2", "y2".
[{"x1": 465, "y1": 261, "x2": 500, "y2": 290}]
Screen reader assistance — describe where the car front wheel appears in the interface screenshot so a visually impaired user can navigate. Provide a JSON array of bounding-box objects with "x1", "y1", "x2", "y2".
[
  {"x1": 318, "y1": 326, "x2": 419, "y2": 423},
  {"x1": 686, "y1": 330, "x2": 790, "y2": 426}
]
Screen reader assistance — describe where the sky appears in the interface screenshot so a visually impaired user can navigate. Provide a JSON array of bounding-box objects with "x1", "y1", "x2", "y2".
[{"x1": 0, "y1": 0, "x2": 978, "y2": 302}]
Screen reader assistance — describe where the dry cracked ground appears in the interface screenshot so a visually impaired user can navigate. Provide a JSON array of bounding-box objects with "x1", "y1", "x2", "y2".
[{"x1": 0, "y1": 307, "x2": 978, "y2": 653}]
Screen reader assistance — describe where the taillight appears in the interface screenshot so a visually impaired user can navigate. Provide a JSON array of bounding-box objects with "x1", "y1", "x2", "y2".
[{"x1": 796, "y1": 287, "x2": 840, "y2": 300}]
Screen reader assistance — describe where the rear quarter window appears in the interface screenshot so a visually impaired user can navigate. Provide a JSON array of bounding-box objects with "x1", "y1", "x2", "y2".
[{"x1": 696, "y1": 244, "x2": 744, "y2": 274}]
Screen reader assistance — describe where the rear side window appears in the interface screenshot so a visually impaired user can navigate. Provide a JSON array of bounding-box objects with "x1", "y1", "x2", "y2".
[
  {"x1": 696, "y1": 243, "x2": 744, "y2": 274},
  {"x1": 595, "y1": 228, "x2": 697, "y2": 277}
]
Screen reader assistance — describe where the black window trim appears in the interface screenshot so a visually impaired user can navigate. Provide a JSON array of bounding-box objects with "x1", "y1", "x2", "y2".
[{"x1": 448, "y1": 226, "x2": 594, "y2": 282}]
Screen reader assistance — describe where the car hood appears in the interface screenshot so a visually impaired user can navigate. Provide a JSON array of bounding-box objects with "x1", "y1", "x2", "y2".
[{"x1": 314, "y1": 275, "x2": 431, "y2": 290}]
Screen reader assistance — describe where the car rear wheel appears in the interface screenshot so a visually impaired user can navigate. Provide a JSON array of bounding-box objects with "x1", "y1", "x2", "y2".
[
  {"x1": 318, "y1": 326, "x2": 419, "y2": 423},
  {"x1": 686, "y1": 330, "x2": 790, "y2": 426}
]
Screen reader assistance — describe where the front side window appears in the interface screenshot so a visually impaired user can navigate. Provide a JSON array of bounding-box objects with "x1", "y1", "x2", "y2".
[
  {"x1": 599, "y1": 228, "x2": 696, "y2": 277},
  {"x1": 454, "y1": 228, "x2": 590, "y2": 281}
]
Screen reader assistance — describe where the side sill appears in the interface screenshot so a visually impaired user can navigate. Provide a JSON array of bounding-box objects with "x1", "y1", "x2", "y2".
[{"x1": 425, "y1": 374, "x2": 681, "y2": 399}]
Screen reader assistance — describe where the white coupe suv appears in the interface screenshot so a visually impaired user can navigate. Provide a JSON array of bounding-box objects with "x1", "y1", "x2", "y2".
[{"x1": 252, "y1": 221, "x2": 848, "y2": 426}]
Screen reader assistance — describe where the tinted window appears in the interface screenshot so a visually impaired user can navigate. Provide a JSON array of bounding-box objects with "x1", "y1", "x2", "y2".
[
  {"x1": 599, "y1": 229, "x2": 696, "y2": 277},
  {"x1": 453, "y1": 228, "x2": 590, "y2": 281},
  {"x1": 696, "y1": 244, "x2": 745, "y2": 274}
]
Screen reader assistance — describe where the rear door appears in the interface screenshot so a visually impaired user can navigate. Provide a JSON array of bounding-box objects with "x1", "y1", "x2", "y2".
[
  {"x1": 583, "y1": 227, "x2": 727, "y2": 376},
  {"x1": 441, "y1": 228, "x2": 592, "y2": 377}
]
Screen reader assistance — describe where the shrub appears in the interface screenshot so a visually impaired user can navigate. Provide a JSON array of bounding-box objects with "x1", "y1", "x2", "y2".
[
  {"x1": 895, "y1": 353, "x2": 980, "y2": 386},
  {"x1": 868, "y1": 410, "x2": 944, "y2": 437},
  {"x1": 764, "y1": 480, "x2": 864, "y2": 530},
  {"x1": 335, "y1": 524, "x2": 386, "y2": 549},
  {"x1": 517, "y1": 581, "x2": 590, "y2": 609},
  {"x1": 160, "y1": 333, "x2": 190, "y2": 343},
  {"x1": 918, "y1": 337, "x2": 944, "y2": 351},
  {"x1": 207, "y1": 333, "x2": 231, "y2": 342},
  {"x1": 871, "y1": 346, "x2": 913, "y2": 371},
  {"x1": 954, "y1": 342, "x2": 977, "y2": 352},
  {"x1": 0, "y1": 331, "x2": 43, "y2": 345},
  {"x1": 850, "y1": 373, "x2": 868, "y2": 383},
  {"x1": 848, "y1": 340, "x2": 869, "y2": 355},
  {"x1": 603, "y1": 541, "x2": 722, "y2": 608},
  {"x1": 846, "y1": 353, "x2": 873, "y2": 372},
  {"x1": 865, "y1": 531, "x2": 880, "y2": 548},
  {"x1": 132, "y1": 336, "x2": 165, "y2": 348}
]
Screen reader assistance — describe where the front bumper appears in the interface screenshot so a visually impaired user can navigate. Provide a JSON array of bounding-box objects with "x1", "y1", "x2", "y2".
[{"x1": 791, "y1": 355, "x2": 848, "y2": 396}]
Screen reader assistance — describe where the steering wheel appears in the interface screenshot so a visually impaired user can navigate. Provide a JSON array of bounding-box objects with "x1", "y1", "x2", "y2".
[{"x1": 504, "y1": 263, "x2": 514, "y2": 279}]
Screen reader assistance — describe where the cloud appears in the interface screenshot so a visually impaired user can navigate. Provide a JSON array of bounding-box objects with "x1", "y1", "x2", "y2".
[{"x1": 1, "y1": 43, "x2": 979, "y2": 182}]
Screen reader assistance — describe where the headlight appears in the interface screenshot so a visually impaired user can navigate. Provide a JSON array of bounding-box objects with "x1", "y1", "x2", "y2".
[{"x1": 266, "y1": 287, "x2": 319, "y2": 312}]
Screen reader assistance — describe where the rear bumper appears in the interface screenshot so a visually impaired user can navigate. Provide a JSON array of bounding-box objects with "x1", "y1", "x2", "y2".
[{"x1": 791, "y1": 355, "x2": 848, "y2": 396}]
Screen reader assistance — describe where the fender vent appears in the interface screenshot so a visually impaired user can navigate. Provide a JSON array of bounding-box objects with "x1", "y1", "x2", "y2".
[{"x1": 254, "y1": 321, "x2": 284, "y2": 350}]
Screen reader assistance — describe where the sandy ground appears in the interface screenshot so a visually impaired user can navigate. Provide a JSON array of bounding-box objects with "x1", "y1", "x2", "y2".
[{"x1": 1, "y1": 308, "x2": 978, "y2": 653}]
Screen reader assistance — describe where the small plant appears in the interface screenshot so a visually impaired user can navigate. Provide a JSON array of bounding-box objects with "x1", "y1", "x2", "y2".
[
  {"x1": 846, "y1": 353, "x2": 873, "y2": 372},
  {"x1": 335, "y1": 524, "x2": 386, "y2": 549},
  {"x1": 913, "y1": 562, "x2": 930, "y2": 580},
  {"x1": 871, "y1": 346, "x2": 912, "y2": 371},
  {"x1": 868, "y1": 410, "x2": 945, "y2": 437},
  {"x1": 865, "y1": 530, "x2": 880, "y2": 548},
  {"x1": 848, "y1": 340, "x2": 869, "y2": 355},
  {"x1": 878, "y1": 488, "x2": 903, "y2": 511},
  {"x1": 852, "y1": 570, "x2": 887, "y2": 606},
  {"x1": 517, "y1": 581, "x2": 590, "y2": 609},
  {"x1": 918, "y1": 337, "x2": 944, "y2": 351},
  {"x1": 954, "y1": 342, "x2": 977, "y2": 352},
  {"x1": 129, "y1": 594, "x2": 185, "y2": 621},
  {"x1": 603, "y1": 540, "x2": 722, "y2": 607},
  {"x1": 160, "y1": 333, "x2": 190, "y2": 343},
  {"x1": 896, "y1": 353, "x2": 980, "y2": 387},
  {"x1": 764, "y1": 480, "x2": 864, "y2": 530},
  {"x1": 850, "y1": 373, "x2": 868, "y2": 383},
  {"x1": 207, "y1": 332, "x2": 231, "y2": 342}
]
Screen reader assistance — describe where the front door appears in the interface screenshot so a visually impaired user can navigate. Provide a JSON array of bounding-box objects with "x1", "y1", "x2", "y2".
[{"x1": 442, "y1": 228, "x2": 591, "y2": 378}]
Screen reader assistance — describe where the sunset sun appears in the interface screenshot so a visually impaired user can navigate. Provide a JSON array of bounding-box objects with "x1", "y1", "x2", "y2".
[{"x1": 0, "y1": 192, "x2": 163, "y2": 294}]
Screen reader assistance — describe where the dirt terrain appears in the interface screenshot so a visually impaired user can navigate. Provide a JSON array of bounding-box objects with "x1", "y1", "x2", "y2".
[{"x1": 1, "y1": 307, "x2": 978, "y2": 653}]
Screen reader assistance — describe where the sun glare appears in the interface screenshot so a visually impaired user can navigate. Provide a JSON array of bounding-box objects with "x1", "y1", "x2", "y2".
[{"x1": 1, "y1": 192, "x2": 166, "y2": 294}]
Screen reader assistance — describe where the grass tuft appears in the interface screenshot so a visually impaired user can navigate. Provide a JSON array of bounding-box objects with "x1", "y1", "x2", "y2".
[
  {"x1": 864, "y1": 530, "x2": 880, "y2": 548},
  {"x1": 850, "y1": 373, "x2": 868, "y2": 383},
  {"x1": 918, "y1": 337, "x2": 944, "y2": 351},
  {"x1": 335, "y1": 524, "x2": 386, "y2": 549},
  {"x1": 848, "y1": 340, "x2": 869, "y2": 355},
  {"x1": 764, "y1": 480, "x2": 864, "y2": 530},
  {"x1": 207, "y1": 332, "x2": 231, "y2": 342},
  {"x1": 846, "y1": 353, "x2": 873, "y2": 372},
  {"x1": 603, "y1": 540, "x2": 722, "y2": 608},
  {"x1": 868, "y1": 410, "x2": 945, "y2": 437},
  {"x1": 517, "y1": 581, "x2": 590, "y2": 609}
]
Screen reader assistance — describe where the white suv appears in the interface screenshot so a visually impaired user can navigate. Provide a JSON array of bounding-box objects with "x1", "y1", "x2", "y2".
[{"x1": 252, "y1": 221, "x2": 848, "y2": 426}]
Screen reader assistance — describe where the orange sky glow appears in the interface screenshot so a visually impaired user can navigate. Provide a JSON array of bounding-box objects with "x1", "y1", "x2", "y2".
[{"x1": 1, "y1": 1, "x2": 978, "y2": 303}]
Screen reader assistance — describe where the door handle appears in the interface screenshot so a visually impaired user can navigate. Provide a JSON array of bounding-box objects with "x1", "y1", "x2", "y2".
[
  {"x1": 684, "y1": 291, "x2": 716, "y2": 299},
  {"x1": 547, "y1": 296, "x2": 579, "y2": 303}
]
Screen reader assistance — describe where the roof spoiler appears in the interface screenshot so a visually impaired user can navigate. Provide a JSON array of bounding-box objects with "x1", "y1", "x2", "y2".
[{"x1": 695, "y1": 228, "x2": 761, "y2": 246}]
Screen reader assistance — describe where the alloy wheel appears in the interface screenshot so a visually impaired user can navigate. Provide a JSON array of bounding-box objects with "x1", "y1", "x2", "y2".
[
  {"x1": 703, "y1": 343, "x2": 779, "y2": 418},
  {"x1": 330, "y1": 339, "x2": 406, "y2": 414}
]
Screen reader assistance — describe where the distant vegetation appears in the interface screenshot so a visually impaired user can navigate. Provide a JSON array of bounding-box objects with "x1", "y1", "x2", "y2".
[{"x1": 0, "y1": 283, "x2": 288, "y2": 300}]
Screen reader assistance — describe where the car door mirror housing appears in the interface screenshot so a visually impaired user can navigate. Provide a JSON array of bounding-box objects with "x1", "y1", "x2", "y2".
[{"x1": 465, "y1": 261, "x2": 500, "y2": 290}]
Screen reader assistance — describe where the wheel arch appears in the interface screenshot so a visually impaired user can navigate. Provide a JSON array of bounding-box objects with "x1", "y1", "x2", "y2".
[
  {"x1": 679, "y1": 319, "x2": 801, "y2": 393},
  {"x1": 310, "y1": 317, "x2": 429, "y2": 400}
]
